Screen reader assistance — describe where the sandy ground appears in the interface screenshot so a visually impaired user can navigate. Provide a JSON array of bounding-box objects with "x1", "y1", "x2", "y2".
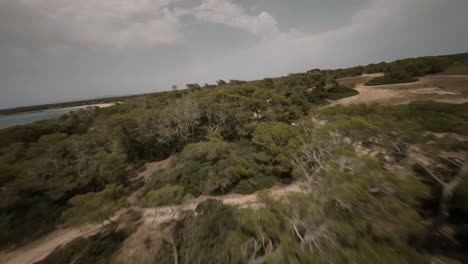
[
  {"x1": 0, "y1": 225, "x2": 100, "y2": 264},
  {"x1": 329, "y1": 74, "x2": 468, "y2": 106}
]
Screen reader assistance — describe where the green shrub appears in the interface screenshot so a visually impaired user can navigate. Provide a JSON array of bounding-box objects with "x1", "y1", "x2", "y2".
[
  {"x1": 326, "y1": 85, "x2": 359, "y2": 100},
  {"x1": 365, "y1": 69, "x2": 418, "y2": 86},
  {"x1": 365, "y1": 75, "x2": 418, "y2": 86},
  {"x1": 154, "y1": 200, "x2": 237, "y2": 264},
  {"x1": 37, "y1": 231, "x2": 126, "y2": 264},
  {"x1": 233, "y1": 176, "x2": 276, "y2": 194},
  {"x1": 61, "y1": 184, "x2": 126, "y2": 226},
  {"x1": 139, "y1": 184, "x2": 185, "y2": 207}
]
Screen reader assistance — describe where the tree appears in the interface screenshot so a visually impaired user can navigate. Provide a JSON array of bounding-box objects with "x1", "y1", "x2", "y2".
[
  {"x1": 252, "y1": 122, "x2": 301, "y2": 176},
  {"x1": 252, "y1": 122, "x2": 300, "y2": 157},
  {"x1": 154, "y1": 200, "x2": 237, "y2": 264},
  {"x1": 158, "y1": 95, "x2": 202, "y2": 142},
  {"x1": 139, "y1": 185, "x2": 185, "y2": 207},
  {"x1": 217, "y1": 79, "x2": 227, "y2": 86},
  {"x1": 278, "y1": 127, "x2": 431, "y2": 262},
  {"x1": 186, "y1": 83, "x2": 201, "y2": 91},
  {"x1": 309, "y1": 71, "x2": 326, "y2": 91},
  {"x1": 415, "y1": 156, "x2": 467, "y2": 242},
  {"x1": 172, "y1": 85, "x2": 178, "y2": 92}
]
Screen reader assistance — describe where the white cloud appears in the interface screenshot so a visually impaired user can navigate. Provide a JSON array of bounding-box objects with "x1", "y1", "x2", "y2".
[
  {"x1": 176, "y1": 0, "x2": 279, "y2": 36},
  {"x1": 1, "y1": 0, "x2": 280, "y2": 49}
]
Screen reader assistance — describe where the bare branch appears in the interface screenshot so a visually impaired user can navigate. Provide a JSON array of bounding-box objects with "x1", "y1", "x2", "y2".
[{"x1": 417, "y1": 163, "x2": 446, "y2": 186}]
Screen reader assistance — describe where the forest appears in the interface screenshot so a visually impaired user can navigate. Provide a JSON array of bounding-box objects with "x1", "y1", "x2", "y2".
[{"x1": 0, "y1": 52, "x2": 467, "y2": 264}]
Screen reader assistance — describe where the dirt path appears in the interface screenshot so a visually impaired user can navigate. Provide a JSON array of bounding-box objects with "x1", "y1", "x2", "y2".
[
  {"x1": 114, "y1": 183, "x2": 303, "y2": 263},
  {"x1": 329, "y1": 74, "x2": 468, "y2": 106},
  {"x1": 0, "y1": 225, "x2": 99, "y2": 264},
  {"x1": 0, "y1": 183, "x2": 303, "y2": 264}
]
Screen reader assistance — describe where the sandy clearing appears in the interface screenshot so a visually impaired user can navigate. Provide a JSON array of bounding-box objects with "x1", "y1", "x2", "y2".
[{"x1": 329, "y1": 74, "x2": 468, "y2": 106}]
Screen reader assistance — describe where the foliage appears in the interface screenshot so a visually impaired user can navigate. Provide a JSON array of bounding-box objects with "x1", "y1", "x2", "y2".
[
  {"x1": 365, "y1": 69, "x2": 418, "y2": 86},
  {"x1": 323, "y1": 52, "x2": 467, "y2": 79},
  {"x1": 61, "y1": 184, "x2": 126, "y2": 225},
  {"x1": 139, "y1": 184, "x2": 185, "y2": 207},
  {"x1": 326, "y1": 85, "x2": 359, "y2": 100},
  {"x1": 142, "y1": 123, "x2": 301, "y2": 199},
  {"x1": 236, "y1": 130, "x2": 430, "y2": 263},
  {"x1": 36, "y1": 231, "x2": 127, "y2": 264},
  {"x1": 321, "y1": 101, "x2": 468, "y2": 136},
  {"x1": 154, "y1": 200, "x2": 237, "y2": 264}
]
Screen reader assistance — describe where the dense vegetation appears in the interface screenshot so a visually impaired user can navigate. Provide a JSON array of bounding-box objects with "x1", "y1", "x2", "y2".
[
  {"x1": 325, "y1": 52, "x2": 468, "y2": 86},
  {"x1": 322, "y1": 52, "x2": 468, "y2": 79},
  {"x1": 0, "y1": 68, "x2": 339, "y2": 247},
  {"x1": 152, "y1": 101, "x2": 468, "y2": 263},
  {"x1": 0, "y1": 52, "x2": 467, "y2": 263},
  {"x1": 365, "y1": 68, "x2": 419, "y2": 86}
]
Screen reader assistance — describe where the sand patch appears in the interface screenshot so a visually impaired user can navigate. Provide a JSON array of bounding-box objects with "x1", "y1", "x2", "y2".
[
  {"x1": 330, "y1": 74, "x2": 468, "y2": 106},
  {"x1": 409, "y1": 87, "x2": 459, "y2": 95}
]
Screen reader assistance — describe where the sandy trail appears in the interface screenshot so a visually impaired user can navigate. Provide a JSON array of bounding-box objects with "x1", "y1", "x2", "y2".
[
  {"x1": 329, "y1": 74, "x2": 468, "y2": 106},
  {"x1": 114, "y1": 183, "x2": 303, "y2": 263},
  {"x1": 0, "y1": 182, "x2": 303, "y2": 264},
  {"x1": 0, "y1": 225, "x2": 99, "y2": 264}
]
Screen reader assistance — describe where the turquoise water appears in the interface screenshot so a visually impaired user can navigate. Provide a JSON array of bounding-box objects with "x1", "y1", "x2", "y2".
[{"x1": 0, "y1": 106, "x2": 85, "y2": 129}]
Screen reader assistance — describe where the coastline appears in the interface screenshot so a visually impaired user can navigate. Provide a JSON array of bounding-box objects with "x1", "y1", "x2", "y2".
[
  {"x1": 0, "y1": 103, "x2": 118, "y2": 117},
  {"x1": 0, "y1": 103, "x2": 119, "y2": 129}
]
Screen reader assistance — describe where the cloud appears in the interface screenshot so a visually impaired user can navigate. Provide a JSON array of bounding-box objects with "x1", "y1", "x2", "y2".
[
  {"x1": 176, "y1": 0, "x2": 279, "y2": 36},
  {"x1": 1, "y1": 0, "x2": 468, "y2": 108},
  {"x1": 0, "y1": 0, "x2": 280, "y2": 50},
  {"x1": 183, "y1": 0, "x2": 468, "y2": 82},
  {"x1": 1, "y1": 0, "x2": 182, "y2": 49}
]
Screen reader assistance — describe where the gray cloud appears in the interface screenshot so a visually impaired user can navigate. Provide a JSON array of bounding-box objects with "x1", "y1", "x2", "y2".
[
  {"x1": 0, "y1": 0, "x2": 467, "y2": 108},
  {"x1": 0, "y1": 0, "x2": 182, "y2": 49},
  {"x1": 175, "y1": 0, "x2": 279, "y2": 36}
]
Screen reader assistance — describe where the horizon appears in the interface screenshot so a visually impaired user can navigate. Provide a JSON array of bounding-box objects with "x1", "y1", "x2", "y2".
[
  {"x1": 1, "y1": 50, "x2": 465, "y2": 111},
  {"x1": 1, "y1": 0, "x2": 468, "y2": 108}
]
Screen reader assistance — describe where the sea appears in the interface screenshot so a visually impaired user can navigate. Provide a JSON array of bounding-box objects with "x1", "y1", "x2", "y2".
[{"x1": 0, "y1": 105, "x2": 107, "y2": 129}]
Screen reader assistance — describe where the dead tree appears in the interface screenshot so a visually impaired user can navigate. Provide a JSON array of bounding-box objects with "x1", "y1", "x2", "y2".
[{"x1": 417, "y1": 156, "x2": 467, "y2": 239}]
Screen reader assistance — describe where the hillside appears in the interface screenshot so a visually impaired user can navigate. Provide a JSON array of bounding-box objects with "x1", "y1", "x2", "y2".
[{"x1": 0, "y1": 52, "x2": 467, "y2": 264}]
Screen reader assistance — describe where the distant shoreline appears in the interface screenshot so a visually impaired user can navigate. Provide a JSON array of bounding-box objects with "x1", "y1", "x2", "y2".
[
  {"x1": 0, "y1": 93, "x2": 145, "y2": 116},
  {"x1": 0, "y1": 103, "x2": 121, "y2": 129},
  {"x1": 0, "y1": 102, "x2": 118, "y2": 117}
]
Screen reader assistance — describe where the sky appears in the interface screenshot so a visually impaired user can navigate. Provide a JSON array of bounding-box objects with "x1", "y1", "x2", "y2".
[{"x1": 1, "y1": 0, "x2": 468, "y2": 108}]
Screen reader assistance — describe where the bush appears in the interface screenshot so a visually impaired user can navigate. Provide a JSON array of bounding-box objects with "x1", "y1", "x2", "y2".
[
  {"x1": 365, "y1": 69, "x2": 418, "y2": 86},
  {"x1": 233, "y1": 176, "x2": 276, "y2": 194},
  {"x1": 37, "y1": 231, "x2": 126, "y2": 264},
  {"x1": 154, "y1": 200, "x2": 237, "y2": 264},
  {"x1": 139, "y1": 184, "x2": 185, "y2": 207},
  {"x1": 326, "y1": 85, "x2": 359, "y2": 100},
  {"x1": 61, "y1": 184, "x2": 126, "y2": 226}
]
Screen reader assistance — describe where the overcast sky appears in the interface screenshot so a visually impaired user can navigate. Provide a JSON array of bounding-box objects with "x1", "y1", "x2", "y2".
[{"x1": 1, "y1": 0, "x2": 467, "y2": 108}]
